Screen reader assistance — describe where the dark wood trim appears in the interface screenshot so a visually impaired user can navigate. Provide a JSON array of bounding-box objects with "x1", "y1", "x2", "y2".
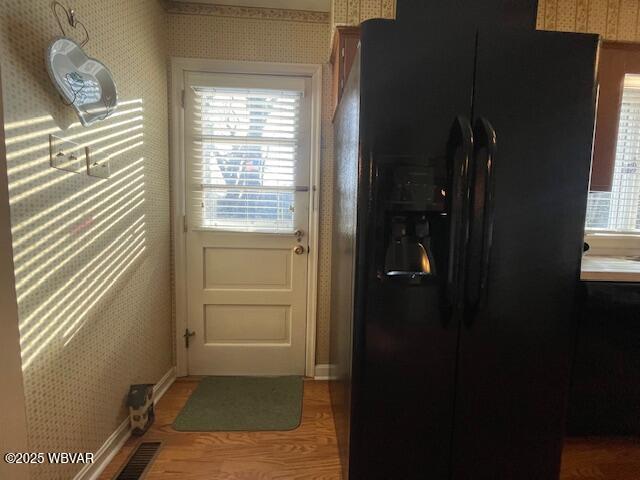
[
  {"x1": 597, "y1": 40, "x2": 640, "y2": 51},
  {"x1": 591, "y1": 41, "x2": 640, "y2": 192},
  {"x1": 330, "y1": 26, "x2": 360, "y2": 121}
]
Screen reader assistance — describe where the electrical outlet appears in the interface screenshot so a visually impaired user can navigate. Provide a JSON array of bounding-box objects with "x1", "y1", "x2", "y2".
[{"x1": 49, "y1": 134, "x2": 86, "y2": 174}]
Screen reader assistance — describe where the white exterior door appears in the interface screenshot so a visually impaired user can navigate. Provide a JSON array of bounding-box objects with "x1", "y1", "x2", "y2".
[{"x1": 184, "y1": 71, "x2": 311, "y2": 375}]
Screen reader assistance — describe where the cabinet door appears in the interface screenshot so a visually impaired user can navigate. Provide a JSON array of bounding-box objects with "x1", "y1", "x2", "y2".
[
  {"x1": 330, "y1": 26, "x2": 360, "y2": 119},
  {"x1": 451, "y1": 29, "x2": 598, "y2": 480}
]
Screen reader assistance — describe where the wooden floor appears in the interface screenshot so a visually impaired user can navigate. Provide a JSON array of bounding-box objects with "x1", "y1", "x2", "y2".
[
  {"x1": 99, "y1": 378, "x2": 342, "y2": 479},
  {"x1": 560, "y1": 437, "x2": 640, "y2": 479},
  {"x1": 100, "y1": 377, "x2": 640, "y2": 479}
]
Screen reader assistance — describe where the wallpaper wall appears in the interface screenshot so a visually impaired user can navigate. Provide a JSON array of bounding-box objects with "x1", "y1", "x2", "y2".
[
  {"x1": 331, "y1": 0, "x2": 396, "y2": 31},
  {"x1": 0, "y1": 1, "x2": 172, "y2": 479},
  {"x1": 167, "y1": 4, "x2": 334, "y2": 364},
  {"x1": 537, "y1": 0, "x2": 640, "y2": 41}
]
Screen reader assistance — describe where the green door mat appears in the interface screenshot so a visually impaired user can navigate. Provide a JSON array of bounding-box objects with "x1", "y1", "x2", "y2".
[{"x1": 173, "y1": 376, "x2": 303, "y2": 432}]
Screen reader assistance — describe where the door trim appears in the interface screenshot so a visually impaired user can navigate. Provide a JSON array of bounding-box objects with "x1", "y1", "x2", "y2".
[{"x1": 170, "y1": 57, "x2": 322, "y2": 378}]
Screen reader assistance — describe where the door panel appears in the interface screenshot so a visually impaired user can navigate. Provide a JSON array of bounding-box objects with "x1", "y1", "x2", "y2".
[
  {"x1": 204, "y1": 304, "x2": 290, "y2": 343},
  {"x1": 184, "y1": 72, "x2": 312, "y2": 376},
  {"x1": 203, "y1": 247, "x2": 291, "y2": 289},
  {"x1": 451, "y1": 30, "x2": 598, "y2": 479}
]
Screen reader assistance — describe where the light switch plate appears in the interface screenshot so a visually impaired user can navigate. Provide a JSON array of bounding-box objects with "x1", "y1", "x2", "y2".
[
  {"x1": 49, "y1": 134, "x2": 86, "y2": 174},
  {"x1": 86, "y1": 147, "x2": 111, "y2": 179}
]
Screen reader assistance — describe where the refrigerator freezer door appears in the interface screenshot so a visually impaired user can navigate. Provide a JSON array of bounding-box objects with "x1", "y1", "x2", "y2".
[
  {"x1": 358, "y1": 18, "x2": 477, "y2": 157},
  {"x1": 451, "y1": 29, "x2": 598, "y2": 480},
  {"x1": 345, "y1": 19, "x2": 477, "y2": 479}
]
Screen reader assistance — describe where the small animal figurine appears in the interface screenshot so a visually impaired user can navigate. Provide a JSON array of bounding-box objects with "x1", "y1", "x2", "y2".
[{"x1": 127, "y1": 384, "x2": 155, "y2": 436}]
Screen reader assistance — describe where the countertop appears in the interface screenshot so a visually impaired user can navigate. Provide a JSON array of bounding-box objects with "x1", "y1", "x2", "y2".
[{"x1": 581, "y1": 255, "x2": 640, "y2": 282}]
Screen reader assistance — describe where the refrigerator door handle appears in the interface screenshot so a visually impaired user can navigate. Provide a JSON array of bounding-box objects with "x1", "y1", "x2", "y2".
[
  {"x1": 466, "y1": 117, "x2": 497, "y2": 315},
  {"x1": 446, "y1": 116, "x2": 474, "y2": 312}
]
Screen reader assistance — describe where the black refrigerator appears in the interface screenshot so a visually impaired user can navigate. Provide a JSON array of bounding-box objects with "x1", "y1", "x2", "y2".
[{"x1": 329, "y1": 1, "x2": 599, "y2": 479}]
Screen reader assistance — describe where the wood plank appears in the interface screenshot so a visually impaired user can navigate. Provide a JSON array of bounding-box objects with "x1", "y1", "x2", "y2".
[
  {"x1": 561, "y1": 437, "x2": 640, "y2": 479},
  {"x1": 99, "y1": 378, "x2": 341, "y2": 480}
]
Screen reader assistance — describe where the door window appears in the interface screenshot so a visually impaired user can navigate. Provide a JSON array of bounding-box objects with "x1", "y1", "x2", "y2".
[{"x1": 187, "y1": 74, "x2": 307, "y2": 234}]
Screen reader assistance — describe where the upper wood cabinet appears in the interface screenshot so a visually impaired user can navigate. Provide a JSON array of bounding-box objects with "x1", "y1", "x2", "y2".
[{"x1": 330, "y1": 26, "x2": 360, "y2": 120}]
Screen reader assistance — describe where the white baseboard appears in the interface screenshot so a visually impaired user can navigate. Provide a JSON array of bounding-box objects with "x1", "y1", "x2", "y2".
[
  {"x1": 73, "y1": 366, "x2": 177, "y2": 480},
  {"x1": 313, "y1": 363, "x2": 336, "y2": 380},
  {"x1": 73, "y1": 415, "x2": 131, "y2": 480},
  {"x1": 153, "y1": 366, "x2": 177, "y2": 405}
]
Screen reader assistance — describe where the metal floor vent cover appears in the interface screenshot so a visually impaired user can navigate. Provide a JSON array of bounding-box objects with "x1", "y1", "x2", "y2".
[{"x1": 114, "y1": 441, "x2": 162, "y2": 480}]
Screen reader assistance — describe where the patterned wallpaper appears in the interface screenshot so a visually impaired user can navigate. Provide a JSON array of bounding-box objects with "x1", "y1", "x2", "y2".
[
  {"x1": 0, "y1": 1, "x2": 172, "y2": 479},
  {"x1": 537, "y1": 0, "x2": 640, "y2": 41},
  {"x1": 331, "y1": 0, "x2": 396, "y2": 29},
  {"x1": 167, "y1": 8, "x2": 334, "y2": 364}
]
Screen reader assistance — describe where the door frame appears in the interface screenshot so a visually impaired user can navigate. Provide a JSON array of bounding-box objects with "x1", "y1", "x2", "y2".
[{"x1": 170, "y1": 57, "x2": 322, "y2": 377}]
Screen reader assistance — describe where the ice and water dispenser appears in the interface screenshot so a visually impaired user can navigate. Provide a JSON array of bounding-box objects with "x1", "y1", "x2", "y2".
[{"x1": 375, "y1": 156, "x2": 447, "y2": 283}]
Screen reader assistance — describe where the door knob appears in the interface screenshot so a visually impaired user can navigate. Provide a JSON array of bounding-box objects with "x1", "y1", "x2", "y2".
[
  {"x1": 294, "y1": 245, "x2": 305, "y2": 255},
  {"x1": 294, "y1": 229, "x2": 304, "y2": 241}
]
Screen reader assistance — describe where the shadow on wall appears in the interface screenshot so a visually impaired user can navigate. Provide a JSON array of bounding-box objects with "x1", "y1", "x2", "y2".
[{"x1": 4, "y1": 98, "x2": 148, "y2": 371}]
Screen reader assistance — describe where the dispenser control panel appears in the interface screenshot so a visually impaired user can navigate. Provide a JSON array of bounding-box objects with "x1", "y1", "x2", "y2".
[{"x1": 375, "y1": 155, "x2": 446, "y2": 213}]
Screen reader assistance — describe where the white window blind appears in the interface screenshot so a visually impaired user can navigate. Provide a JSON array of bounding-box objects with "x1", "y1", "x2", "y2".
[
  {"x1": 586, "y1": 74, "x2": 640, "y2": 232},
  {"x1": 190, "y1": 85, "x2": 302, "y2": 233}
]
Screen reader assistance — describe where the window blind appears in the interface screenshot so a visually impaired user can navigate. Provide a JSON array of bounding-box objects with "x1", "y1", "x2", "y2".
[
  {"x1": 586, "y1": 74, "x2": 640, "y2": 232},
  {"x1": 189, "y1": 86, "x2": 302, "y2": 233}
]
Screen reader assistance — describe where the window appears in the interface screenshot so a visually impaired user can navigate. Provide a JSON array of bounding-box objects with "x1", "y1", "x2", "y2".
[
  {"x1": 585, "y1": 43, "x2": 640, "y2": 251},
  {"x1": 586, "y1": 74, "x2": 640, "y2": 232},
  {"x1": 185, "y1": 73, "x2": 309, "y2": 233}
]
